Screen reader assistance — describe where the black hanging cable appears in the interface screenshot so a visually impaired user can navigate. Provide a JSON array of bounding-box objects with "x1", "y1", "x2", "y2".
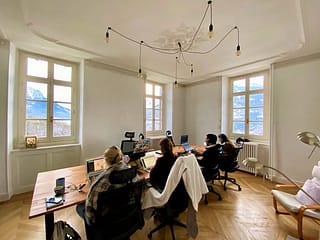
[{"x1": 187, "y1": 26, "x2": 238, "y2": 54}]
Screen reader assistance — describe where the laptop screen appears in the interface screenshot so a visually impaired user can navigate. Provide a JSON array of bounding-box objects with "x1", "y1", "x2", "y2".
[
  {"x1": 180, "y1": 135, "x2": 188, "y2": 144},
  {"x1": 141, "y1": 155, "x2": 157, "y2": 169},
  {"x1": 86, "y1": 157, "x2": 106, "y2": 176}
]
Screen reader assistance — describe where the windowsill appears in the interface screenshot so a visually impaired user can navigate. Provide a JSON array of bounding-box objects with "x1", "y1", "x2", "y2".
[
  {"x1": 11, "y1": 143, "x2": 81, "y2": 153},
  {"x1": 147, "y1": 135, "x2": 166, "y2": 140}
]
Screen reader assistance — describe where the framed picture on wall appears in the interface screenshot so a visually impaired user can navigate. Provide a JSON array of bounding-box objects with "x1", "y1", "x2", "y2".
[{"x1": 25, "y1": 136, "x2": 37, "y2": 148}]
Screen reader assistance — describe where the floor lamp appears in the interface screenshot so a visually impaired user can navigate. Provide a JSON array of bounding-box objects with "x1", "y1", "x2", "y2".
[{"x1": 242, "y1": 131, "x2": 320, "y2": 239}]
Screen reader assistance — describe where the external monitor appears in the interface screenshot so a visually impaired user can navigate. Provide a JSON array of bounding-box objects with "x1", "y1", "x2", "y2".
[
  {"x1": 180, "y1": 135, "x2": 189, "y2": 144},
  {"x1": 121, "y1": 140, "x2": 137, "y2": 155}
]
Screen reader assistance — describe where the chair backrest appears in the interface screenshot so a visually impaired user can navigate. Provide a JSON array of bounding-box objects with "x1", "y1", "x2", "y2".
[
  {"x1": 219, "y1": 147, "x2": 242, "y2": 172},
  {"x1": 162, "y1": 179, "x2": 189, "y2": 218},
  {"x1": 90, "y1": 167, "x2": 144, "y2": 240}
]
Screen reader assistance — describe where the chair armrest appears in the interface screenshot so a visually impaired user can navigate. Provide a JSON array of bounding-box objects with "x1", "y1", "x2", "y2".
[
  {"x1": 274, "y1": 184, "x2": 303, "y2": 189},
  {"x1": 274, "y1": 184, "x2": 302, "y2": 194},
  {"x1": 298, "y1": 204, "x2": 320, "y2": 216}
]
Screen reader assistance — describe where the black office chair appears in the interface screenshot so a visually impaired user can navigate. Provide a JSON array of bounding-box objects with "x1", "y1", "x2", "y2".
[
  {"x1": 202, "y1": 164, "x2": 222, "y2": 203},
  {"x1": 166, "y1": 130, "x2": 175, "y2": 147},
  {"x1": 147, "y1": 180, "x2": 189, "y2": 240},
  {"x1": 218, "y1": 142, "x2": 243, "y2": 191},
  {"x1": 85, "y1": 167, "x2": 145, "y2": 240}
]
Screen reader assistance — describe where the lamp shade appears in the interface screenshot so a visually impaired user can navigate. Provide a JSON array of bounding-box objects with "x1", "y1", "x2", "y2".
[{"x1": 297, "y1": 131, "x2": 320, "y2": 146}]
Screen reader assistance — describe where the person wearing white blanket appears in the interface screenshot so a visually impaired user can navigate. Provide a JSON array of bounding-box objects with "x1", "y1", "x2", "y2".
[{"x1": 142, "y1": 153, "x2": 209, "y2": 239}]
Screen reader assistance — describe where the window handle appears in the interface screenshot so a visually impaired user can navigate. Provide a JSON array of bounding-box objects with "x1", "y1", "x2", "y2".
[{"x1": 50, "y1": 116, "x2": 53, "y2": 123}]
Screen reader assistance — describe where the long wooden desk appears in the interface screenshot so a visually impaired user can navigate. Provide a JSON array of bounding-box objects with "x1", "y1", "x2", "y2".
[
  {"x1": 29, "y1": 165, "x2": 89, "y2": 240},
  {"x1": 29, "y1": 164, "x2": 149, "y2": 240}
]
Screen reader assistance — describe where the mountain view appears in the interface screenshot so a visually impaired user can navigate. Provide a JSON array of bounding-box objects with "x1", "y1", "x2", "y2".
[{"x1": 26, "y1": 87, "x2": 71, "y2": 119}]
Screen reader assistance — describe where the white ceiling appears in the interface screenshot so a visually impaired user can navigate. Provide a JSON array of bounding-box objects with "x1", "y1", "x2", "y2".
[{"x1": 0, "y1": 0, "x2": 319, "y2": 84}]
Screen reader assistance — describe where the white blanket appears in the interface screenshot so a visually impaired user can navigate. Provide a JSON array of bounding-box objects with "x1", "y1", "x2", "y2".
[
  {"x1": 142, "y1": 153, "x2": 208, "y2": 210},
  {"x1": 142, "y1": 154, "x2": 208, "y2": 239}
]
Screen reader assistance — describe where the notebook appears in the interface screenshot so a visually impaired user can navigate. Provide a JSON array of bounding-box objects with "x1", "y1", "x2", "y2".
[
  {"x1": 86, "y1": 157, "x2": 106, "y2": 179},
  {"x1": 140, "y1": 153, "x2": 157, "y2": 172}
]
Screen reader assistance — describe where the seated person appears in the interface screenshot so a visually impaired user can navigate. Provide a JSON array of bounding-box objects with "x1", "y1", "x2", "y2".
[
  {"x1": 76, "y1": 146, "x2": 129, "y2": 224},
  {"x1": 218, "y1": 133, "x2": 235, "y2": 157},
  {"x1": 149, "y1": 138, "x2": 177, "y2": 191},
  {"x1": 198, "y1": 134, "x2": 221, "y2": 180}
]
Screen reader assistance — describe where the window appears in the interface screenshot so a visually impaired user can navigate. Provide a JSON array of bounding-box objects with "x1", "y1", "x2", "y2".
[
  {"x1": 145, "y1": 82, "x2": 164, "y2": 135},
  {"x1": 16, "y1": 52, "x2": 78, "y2": 147},
  {"x1": 229, "y1": 71, "x2": 269, "y2": 140}
]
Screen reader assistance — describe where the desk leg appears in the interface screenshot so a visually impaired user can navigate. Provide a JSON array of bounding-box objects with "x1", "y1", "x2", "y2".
[{"x1": 45, "y1": 212, "x2": 54, "y2": 240}]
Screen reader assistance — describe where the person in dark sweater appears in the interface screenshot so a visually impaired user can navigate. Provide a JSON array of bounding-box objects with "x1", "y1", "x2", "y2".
[
  {"x1": 198, "y1": 134, "x2": 221, "y2": 180},
  {"x1": 149, "y1": 138, "x2": 177, "y2": 191}
]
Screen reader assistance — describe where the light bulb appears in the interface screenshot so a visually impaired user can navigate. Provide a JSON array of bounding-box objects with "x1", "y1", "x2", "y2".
[
  {"x1": 105, "y1": 31, "x2": 109, "y2": 43},
  {"x1": 138, "y1": 68, "x2": 144, "y2": 78},
  {"x1": 208, "y1": 24, "x2": 214, "y2": 38},
  {"x1": 236, "y1": 45, "x2": 241, "y2": 56}
]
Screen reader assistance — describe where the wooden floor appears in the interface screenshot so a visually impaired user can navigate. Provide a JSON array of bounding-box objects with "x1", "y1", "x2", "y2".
[{"x1": 1, "y1": 171, "x2": 319, "y2": 240}]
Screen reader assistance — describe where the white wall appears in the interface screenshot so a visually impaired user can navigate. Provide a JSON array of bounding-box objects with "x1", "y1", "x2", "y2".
[
  {"x1": 0, "y1": 39, "x2": 9, "y2": 200},
  {"x1": 184, "y1": 77, "x2": 222, "y2": 145},
  {"x1": 271, "y1": 54, "x2": 320, "y2": 182},
  {"x1": 172, "y1": 86, "x2": 185, "y2": 145},
  {"x1": 81, "y1": 61, "x2": 144, "y2": 160}
]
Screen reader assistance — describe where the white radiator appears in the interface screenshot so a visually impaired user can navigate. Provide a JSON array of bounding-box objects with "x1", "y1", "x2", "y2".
[{"x1": 238, "y1": 142, "x2": 259, "y2": 173}]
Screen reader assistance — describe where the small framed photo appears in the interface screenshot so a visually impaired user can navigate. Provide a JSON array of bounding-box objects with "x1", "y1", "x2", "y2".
[{"x1": 25, "y1": 136, "x2": 37, "y2": 148}]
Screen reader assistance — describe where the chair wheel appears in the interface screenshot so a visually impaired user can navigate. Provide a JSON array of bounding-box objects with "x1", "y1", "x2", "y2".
[
  {"x1": 218, "y1": 196, "x2": 222, "y2": 201},
  {"x1": 238, "y1": 186, "x2": 241, "y2": 191},
  {"x1": 148, "y1": 233, "x2": 152, "y2": 239}
]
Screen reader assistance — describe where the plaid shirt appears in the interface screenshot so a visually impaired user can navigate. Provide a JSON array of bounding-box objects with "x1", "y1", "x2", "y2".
[{"x1": 85, "y1": 161, "x2": 128, "y2": 223}]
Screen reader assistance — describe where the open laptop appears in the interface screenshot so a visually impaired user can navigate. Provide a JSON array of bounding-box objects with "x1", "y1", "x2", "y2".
[
  {"x1": 86, "y1": 157, "x2": 106, "y2": 179},
  {"x1": 180, "y1": 134, "x2": 194, "y2": 152},
  {"x1": 140, "y1": 153, "x2": 157, "y2": 172}
]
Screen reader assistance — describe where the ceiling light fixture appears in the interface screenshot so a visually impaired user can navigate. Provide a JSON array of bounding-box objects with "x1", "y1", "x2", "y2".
[
  {"x1": 105, "y1": 1, "x2": 241, "y2": 84},
  {"x1": 208, "y1": 1, "x2": 214, "y2": 38},
  {"x1": 138, "y1": 40, "x2": 144, "y2": 78}
]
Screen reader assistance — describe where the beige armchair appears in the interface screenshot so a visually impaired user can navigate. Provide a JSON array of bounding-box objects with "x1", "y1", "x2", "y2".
[{"x1": 271, "y1": 165, "x2": 320, "y2": 239}]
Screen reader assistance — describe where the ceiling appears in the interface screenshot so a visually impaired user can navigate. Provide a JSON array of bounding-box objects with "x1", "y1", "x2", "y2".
[{"x1": 0, "y1": 0, "x2": 319, "y2": 84}]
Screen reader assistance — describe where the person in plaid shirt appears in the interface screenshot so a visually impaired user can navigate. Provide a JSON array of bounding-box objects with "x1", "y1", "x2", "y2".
[{"x1": 76, "y1": 146, "x2": 128, "y2": 224}]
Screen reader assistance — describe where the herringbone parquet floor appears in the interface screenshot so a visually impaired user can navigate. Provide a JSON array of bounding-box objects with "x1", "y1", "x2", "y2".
[{"x1": 0, "y1": 171, "x2": 319, "y2": 240}]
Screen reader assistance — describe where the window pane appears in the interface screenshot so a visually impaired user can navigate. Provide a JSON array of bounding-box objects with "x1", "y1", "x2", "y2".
[
  {"x1": 26, "y1": 120, "x2": 47, "y2": 137},
  {"x1": 154, "y1": 110, "x2": 161, "y2": 120},
  {"x1": 233, "y1": 95, "x2": 245, "y2": 108},
  {"x1": 249, "y1": 93, "x2": 264, "y2": 107},
  {"x1": 146, "y1": 120, "x2": 152, "y2": 131},
  {"x1": 146, "y1": 108, "x2": 152, "y2": 120},
  {"x1": 154, "y1": 99, "x2": 161, "y2": 109},
  {"x1": 146, "y1": 97, "x2": 152, "y2": 108},
  {"x1": 26, "y1": 101, "x2": 47, "y2": 119},
  {"x1": 54, "y1": 64, "x2": 72, "y2": 82},
  {"x1": 154, "y1": 85, "x2": 162, "y2": 96},
  {"x1": 26, "y1": 82, "x2": 47, "y2": 100},
  {"x1": 249, "y1": 76, "x2": 264, "y2": 90},
  {"x1": 154, "y1": 120, "x2": 161, "y2": 131},
  {"x1": 233, "y1": 122, "x2": 245, "y2": 134},
  {"x1": 233, "y1": 79, "x2": 245, "y2": 93},
  {"x1": 233, "y1": 108, "x2": 245, "y2": 121},
  {"x1": 54, "y1": 85, "x2": 71, "y2": 102},
  {"x1": 249, "y1": 107, "x2": 264, "y2": 121},
  {"x1": 54, "y1": 103, "x2": 71, "y2": 119},
  {"x1": 27, "y1": 57, "x2": 48, "y2": 78},
  {"x1": 146, "y1": 83, "x2": 153, "y2": 95},
  {"x1": 53, "y1": 120, "x2": 71, "y2": 137},
  {"x1": 249, "y1": 122, "x2": 264, "y2": 136}
]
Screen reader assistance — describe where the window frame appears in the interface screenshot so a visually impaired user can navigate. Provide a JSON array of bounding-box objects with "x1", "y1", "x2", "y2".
[
  {"x1": 144, "y1": 81, "x2": 165, "y2": 136},
  {"x1": 228, "y1": 70, "x2": 269, "y2": 141},
  {"x1": 15, "y1": 51, "x2": 79, "y2": 148}
]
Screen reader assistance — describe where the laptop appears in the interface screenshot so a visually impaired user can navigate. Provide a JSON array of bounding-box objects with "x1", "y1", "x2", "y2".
[
  {"x1": 180, "y1": 134, "x2": 194, "y2": 152},
  {"x1": 140, "y1": 153, "x2": 157, "y2": 172},
  {"x1": 86, "y1": 157, "x2": 106, "y2": 179}
]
